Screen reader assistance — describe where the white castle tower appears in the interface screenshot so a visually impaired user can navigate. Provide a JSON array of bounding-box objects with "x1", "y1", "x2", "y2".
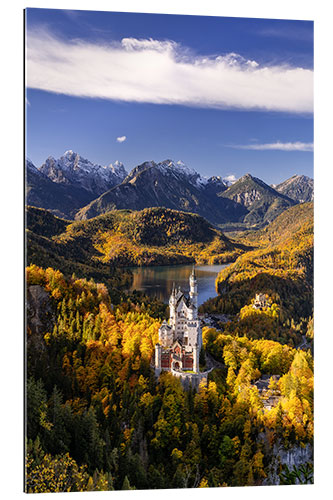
[
  {"x1": 169, "y1": 283, "x2": 177, "y2": 328},
  {"x1": 189, "y1": 266, "x2": 198, "y2": 319}
]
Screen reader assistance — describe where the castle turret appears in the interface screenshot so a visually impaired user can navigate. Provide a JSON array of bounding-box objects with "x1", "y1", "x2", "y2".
[
  {"x1": 155, "y1": 343, "x2": 162, "y2": 376},
  {"x1": 189, "y1": 266, "x2": 198, "y2": 318},
  {"x1": 193, "y1": 343, "x2": 199, "y2": 373},
  {"x1": 169, "y1": 283, "x2": 176, "y2": 327}
]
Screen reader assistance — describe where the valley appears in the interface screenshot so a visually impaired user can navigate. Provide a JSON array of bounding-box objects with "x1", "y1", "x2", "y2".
[
  {"x1": 25, "y1": 153, "x2": 314, "y2": 491},
  {"x1": 24, "y1": 8, "x2": 314, "y2": 493}
]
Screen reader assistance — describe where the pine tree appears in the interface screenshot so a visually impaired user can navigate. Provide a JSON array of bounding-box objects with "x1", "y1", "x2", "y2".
[{"x1": 121, "y1": 475, "x2": 132, "y2": 490}]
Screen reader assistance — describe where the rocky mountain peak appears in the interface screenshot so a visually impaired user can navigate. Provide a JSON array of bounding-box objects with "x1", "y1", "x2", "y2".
[
  {"x1": 275, "y1": 174, "x2": 314, "y2": 203},
  {"x1": 124, "y1": 161, "x2": 157, "y2": 183},
  {"x1": 241, "y1": 173, "x2": 253, "y2": 181},
  {"x1": 38, "y1": 151, "x2": 128, "y2": 196}
]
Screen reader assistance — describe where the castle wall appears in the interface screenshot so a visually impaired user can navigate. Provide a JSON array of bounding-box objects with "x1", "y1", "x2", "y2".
[
  {"x1": 183, "y1": 354, "x2": 193, "y2": 370},
  {"x1": 170, "y1": 368, "x2": 213, "y2": 390},
  {"x1": 161, "y1": 351, "x2": 171, "y2": 369}
]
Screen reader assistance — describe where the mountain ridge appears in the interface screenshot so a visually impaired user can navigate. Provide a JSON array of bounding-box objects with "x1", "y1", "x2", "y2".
[
  {"x1": 75, "y1": 158, "x2": 241, "y2": 224},
  {"x1": 39, "y1": 150, "x2": 127, "y2": 196},
  {"x1": 26, "y1": 151, "x2": 313, "y2": 228}
]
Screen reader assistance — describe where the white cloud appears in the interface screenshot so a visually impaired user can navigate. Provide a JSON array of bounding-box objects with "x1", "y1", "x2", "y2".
[
  {"x1": 116, "y1": 135, "x2": 127, "y2": 143},
  {"x1": 230, "y1": 141, "x2": 313, "y2": 152},
  {"x1": 223, "y1": 174, "x2": 238, "y2": 184},
  {"x1": 26, "y1": 30, "x2": 313, "y2": 113}
]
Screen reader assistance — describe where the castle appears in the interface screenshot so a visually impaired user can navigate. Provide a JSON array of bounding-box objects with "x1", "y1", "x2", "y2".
[{"x1": 154, "y1": 267, "x2": 202, "y2": 377}]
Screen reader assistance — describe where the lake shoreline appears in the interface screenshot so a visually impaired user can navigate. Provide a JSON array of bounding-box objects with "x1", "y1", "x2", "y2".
[{"x1": 126, "y1": 262, "x2": 231, "y2": 306}]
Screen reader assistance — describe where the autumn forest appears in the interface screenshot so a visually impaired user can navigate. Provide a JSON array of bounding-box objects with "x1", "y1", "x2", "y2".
[{"x1": 25, "y1": 201, "x2": 314, "y2": 492}]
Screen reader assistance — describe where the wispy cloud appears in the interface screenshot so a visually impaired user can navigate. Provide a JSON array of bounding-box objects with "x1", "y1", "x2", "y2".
[
  {"x1": 229, "y1": 141, "x2": 313, "y2": 152},
  {"x1": 257, "y1": 25, "x2": 313, "y2": 43},
  {"x1": 26, "y1": 29, "x2": 313, "y2": 113},
  {"x1": 116, "y1": 135, "x2": 127, "y2": 143}
]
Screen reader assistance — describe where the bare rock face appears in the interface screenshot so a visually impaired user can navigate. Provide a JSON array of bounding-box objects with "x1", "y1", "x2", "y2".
[
  {"x1": 40, "y1": 151, "x2": 128, "y2": 197},
  {"x1": 263, "y1": 440, "x2": 313, "y2": 485},
  {"x1": 26, "y1": 285, "x2": 55, "y2": 353},
  {"x1": 26, "y1": 158, "x2": 94, "y2": 219},
  {"x1": 231, "y1": 189, "x2": 262, "y2": 207}
]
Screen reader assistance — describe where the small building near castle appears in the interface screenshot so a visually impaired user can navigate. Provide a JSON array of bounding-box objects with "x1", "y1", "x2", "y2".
[
  {"x1": 253, "y1": 293, "x2": 268, "y2": 310},
  {"x1": 154, "y1": 268, "x2": 210, "y2": 389}
]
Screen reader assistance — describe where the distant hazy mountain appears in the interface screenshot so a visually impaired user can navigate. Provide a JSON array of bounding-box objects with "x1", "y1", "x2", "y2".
[{"x1": 274, "y1": 175, "x2": 314, "y2": 203}]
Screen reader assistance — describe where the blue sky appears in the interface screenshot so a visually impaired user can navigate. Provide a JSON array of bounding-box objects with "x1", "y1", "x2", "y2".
[{"x1": 25, "y1": 8, "x2": 313, "y2": 185}]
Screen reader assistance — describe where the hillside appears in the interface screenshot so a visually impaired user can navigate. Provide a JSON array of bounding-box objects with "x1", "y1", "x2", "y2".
[
  {"x1": 201, "y1": 202, "x2": 313, "y2": 320},
  {"x1": 25, "y1": 265, "x2": 313, "y2": 491},
  {"x1": 236, "y1": 201, "x2": 313, "y2": 248},
  {"x1": 26, "y1": 206, "x2": 245, "y2": 277},
  {"x1": 26, "y1": 207, "x2": 132, "y2": 297}
]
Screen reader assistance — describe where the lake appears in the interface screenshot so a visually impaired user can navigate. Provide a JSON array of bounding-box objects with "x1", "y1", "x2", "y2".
[{"x1": 127, "y1": 263, "x2": 229, "y2": 305}]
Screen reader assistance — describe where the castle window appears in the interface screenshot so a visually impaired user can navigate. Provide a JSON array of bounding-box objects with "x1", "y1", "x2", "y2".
[{"x1": 184, "y1": 337, "x2": 188, "y2": 345}]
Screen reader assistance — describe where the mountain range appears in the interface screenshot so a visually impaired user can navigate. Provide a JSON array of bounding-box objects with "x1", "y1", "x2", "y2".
[
  {"x1": 26, "y1": 151, "x2": 313, "y2": 228},
  {"x1": 75, "y1": 159, "x2": 247, "y2": 225}
]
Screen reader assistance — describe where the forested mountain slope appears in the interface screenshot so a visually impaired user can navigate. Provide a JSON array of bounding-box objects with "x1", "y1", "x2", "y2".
[
  {"x1": 201, "y1": 202, "x2": 313, "y2": 320},
  {"x1": 26, "y1": 206, "x2": 245, "y2": 273},
  {"x1": 25, "y1": 266, "x2": 313, "y2": 492},
  {"x1": 26, "y1": 207, "x2": 132, "y2": 296}
]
